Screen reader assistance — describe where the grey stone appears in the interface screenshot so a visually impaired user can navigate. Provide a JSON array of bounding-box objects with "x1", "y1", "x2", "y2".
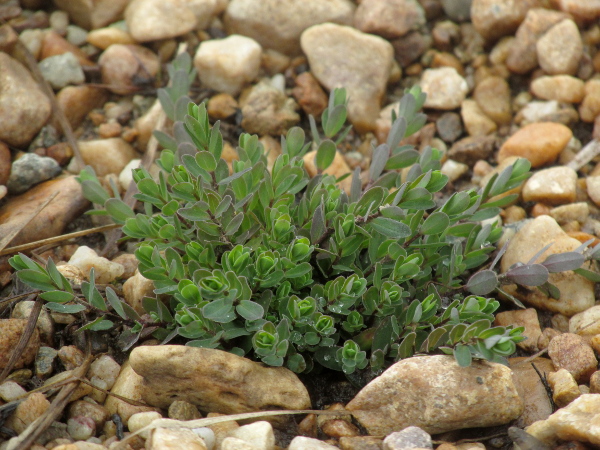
[
  {"x1": 383, "y1": 426, "x2": 432, "y2": 449},
  {"x1": 7, "y1": 153, "x2": 62, "y2": 194},
  {"x1": 39, "y1": 52, "x2": 85, "y2": 90}
]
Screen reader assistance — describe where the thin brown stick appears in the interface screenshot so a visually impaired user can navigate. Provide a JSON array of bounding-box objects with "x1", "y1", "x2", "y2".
[
  {"x1": 0, "y1": 297, "x2": 43, "y2": 384},
  {"x1": 0, "y1": 222, "x2": 121, "y2": 257}
]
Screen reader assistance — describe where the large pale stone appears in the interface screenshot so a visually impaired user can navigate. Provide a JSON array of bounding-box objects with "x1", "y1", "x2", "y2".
[
  {"x1": 345, "y1": 355, "x2": 523, "y2": 435},
  {"x1": 521, "y1": 166, "x2": 577, "y2": 205},
  {"x1": 129, "y1": 346, "x2": 311, "y2": 420},
  {"x1": 500, "y1": 215, "x2": 595, "y2": 316},
  {"x1": 301, "y1": 23, "x2": 393, "y2": 132},
  {"x1": 536, "y1": 19, "x2": 582, "y2": 76},
  {"x1": 75, "y1": 138, "x2": 139, "y2": 177},
  {"x1": 125, "y1": 0, "x2": 198, "y2": 42},
  {"x1": 471, "y1": 0, "x2": 539, "y2": 42}
]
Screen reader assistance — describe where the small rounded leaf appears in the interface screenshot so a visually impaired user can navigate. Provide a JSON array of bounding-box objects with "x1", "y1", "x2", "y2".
[
  {"x1": 466, "y1": 270, "x2": 498, "y2": 295},
  {"x1": 420, "y1": 211, "x2": 450, "y2": 235},
  {"x1": 315, "y1": 139, "x2": 337, "y2": 171},
  {"x1": 542, "y1": 252, "x2": 585, "y2": 273},
  {"x1": 506, "y1": 264, "x2": 549, "y2": 287}
]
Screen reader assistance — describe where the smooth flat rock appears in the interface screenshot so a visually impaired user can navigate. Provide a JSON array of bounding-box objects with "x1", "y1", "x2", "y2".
[
  {"x1": 509, "y1": 357, "x2": 554, "y2": 428},
  {"x1": 345, "y1": 355, "x2": 523, "y2": 435},
  {"x1": 129, "y1": 346, "x2": 311, "y2": 419}
]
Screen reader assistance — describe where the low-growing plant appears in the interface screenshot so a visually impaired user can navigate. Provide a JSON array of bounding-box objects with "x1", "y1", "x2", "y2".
[{"x1": 10, "y1": 54, "x2": 600, "y2": 373}]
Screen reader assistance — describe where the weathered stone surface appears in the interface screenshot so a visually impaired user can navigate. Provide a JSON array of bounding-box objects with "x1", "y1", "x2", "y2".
[
  {"x1": 473, "y1": 76, "x2": 512, "y2": 125},
  {"x1": 98, "y1": 44, "x2": 160, "y2": 95},
  {"x1": 224, "y1": 0, "x2": 355, "y2": 56},
  {"x1": 501, "y1": 216, "x2": 595, "y2": 316},
  {"x1": 53, "y1": 85, "x2": 108, "y2": 134},
  {"x1": 68, "y1": 245, "x2": 125, "y2": 284},
  {"x1": 129, "y1": 346, "x2": 311, "y2": 419},
  {"x1": 460, "y1": 99, "x2": 496, "y2": 136},
  {"x1": 383, "y1": 426, "x2": 432, "y2": 450},
  {"x1": 509, "y1": 357, "x2": 554, "y2": 427},
  {"x1": 548, "y1": 333, "x2": 598, "y2": 383},
  {"x1": 240, "y1": 81, "x2": 300, "y2": 136},
  {"x1": 0, "y1": 319, "x2": 41, "y2": 371},
  {"x1": 531, "y1": 75, "x2": 585, "y2": 104},
  {"x1": 53, "y1": 0, "x2": 129, "y2": 29},
  {"x1": 125, "y1": 0, "x2": 198, "y2": 42},
  {"x1": 522, "y1": 166, "x2": 577, "y2": 205},
  {"x1": 147, "y1": 427, "x2": 208, "y2": 450},
  {"x1": 420, "y1": 67, "x2": 468, "y2": 110},
  {"x1": 301, "y1": 23, "x2": 393, "y2": 132},
  {"x1": 354, "y1": 0, "x2": 426, "y2": 39},
  {"x1": 471, "y1": 0, "x2": 539, "y2": 42},
  {"x1": 548, "y1": 368, "x2": 581, "y2": 407},
  {"x1": 569, "y1": 305, "x2": 600, "y2": 337},
  {"x1": 123, "y1": 270, "x2": 156, "y2": 316},
  {"x1": 4, "y1": 392, "x2": 50, "y2": 434},
  {"x1": 536, "y1": 19, "x2": 582, "y2": 76},
  {"x1": 345, "y1": 355, "x2": 523, "y2": 435},
  {"x1": 75, "y1": 137, "x2": 139, "y2": 176}
]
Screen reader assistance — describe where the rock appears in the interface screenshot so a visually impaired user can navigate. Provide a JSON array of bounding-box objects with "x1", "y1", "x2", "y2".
[
  {"x1": 58, "y1": 345, "x2": 85, "y2": 371},
  {"x1": 221, "y1": 437, "x2": 255, "y2": 450},
  {"x1": 494, "y1": 309, "x2": 541, "y2": 352},
  {"x1": 460, "y1": 99, "x2": 496, "y2": 136},
  {"x1": 0, "y1": 141, "x2": 10, "y2": 186},
  {"x1": 118, "y1": 158, "x2": 141, "y2": 191},
  {"x1": 123, "y1": 270, "x2": 156, "y2": 316},
  {"x1": 0, "y1": 381, "x2": 27, "y2": 402},
  {"x1": 591, "y1": 372, "x2": 600, "y2": 394},
  {"x1": 0, "y1": 176, "x2": 89, "y2": 248},
  {"x1": 128, "y1": 411, "x2": 163, "y2": 439},
  {"x1": 40, "y1": 30, "x2": 94, "y2": 67},
  {"x1": 522, "y1": 166, "x2": 577, "y2": 204},
  {"x1": 420, "y1": 67, "x2": 468, "y2": 110},
  {"x1": 585, "y1": 176, "x2": 600, "y2": 206},
  {"x1": 447, "y1": 135, "x2": 495, "y2": 166},
  {"x1": 548, "y1": 333, "x2": 597, "y2": 383},
  {"x1": 98, "y1": 44, "x2": 160, "y2": 95},
  {"x1": 207, "y1": 93, "x2": 239, "y2": 120},
  {"x1": 86, "y1": 27, "x2": 136, "y2": 50},
  {"x1": 74, "y1": 137, "x2": 139, "y2": 176},
  {"x1": 354, "y1": 0, "x2": 426, "y2": 39},
  {"x1": 303, "y1": 149, "x2": 352, "y2": 194},
  {"x1": 39, "y1": 52, "x2": 85, "y2": 90},
  {"x1": 0, "y1": 319, "x2": 41, "y2": 371},
  {"x1": 569, "y1": 305, "x2": 600, "y2": 337},
  {"x1": 129, "y1": 346, "x2": 311, "y2": 421},
  {"x1": 68, "y1": 400, "x2": 110, "y2": 430},
  {"x1": 240, "y1": 81, "x2": 300, "y2": 136},
  {"x1": 500, "y1": 215, "x2": 595, "y2": 316},
  {"x1": 104, "y1": 360, "x2": 158, "y2": 427},
  {"x1": 292, "y1": 72, "x2": 328, "y2": 119},
  {"x1": 530, "y1": 75, "x2": 585, "y2": 103},
  {"x1": 471, "y1": 0, "x2": 537, "y2": 42},
  {"x1": 506, "y1": 8, "x2": 567, "y2": 74},
  {"x1": 391, "y1": 31, "x2": 432, "y2": 68},
  {"x1": 339, "y1": 436, "x2": 384, "y2": 450},
  {"x1": 526, "y1": 394, "x2": 600, "y2": 447},
  {"x1": 473, "y1": 76, "x2": 512, "y2": 125},
  {"x1": 580, "y1": 79, "x2": 600, "y2": 123},
  {"x1": 320, "y1": 418, "x2": 360, "y2": 439},
  {"x1": 53, "y1": 0, "x2": 129, "y2": 29},
  {"x1": 441, "y1": 159, "x2": 469, "y2": 182},
  {"x1": 228, "y1": 421, "x2": 275, "y2": 449},
  {"x1": 7, "y1": 153, "x2": 62, "y2": 194},
  {"x1": 224, "y1": 0, "x2": 355, "y2": 56},
  {"x1": 0, "y1": 53, "x2": 51, "y2": 147},
  {"x1": 134, "y1": 99, "x2": 163, "y2": 152},
  {"x1": 345, "y1": 355, "x2": 523, "y2": 435},
  {"x1": 4, "y1": 392, "x2": 50, "y2": 434},
  {"x1": 147, "y1": 428, "x2": 208, "y2": 450},
  {"x1": 497, "y1": 122, "x2": 572, "y2": 168},
  {"x1": 557, "y1": 0, "x2": 600, "y2": 21},
  {"x1": 509, "y1": 357, "x2": 554, "y2": 427},
  {"x1": 383, "y1": 427, "x2": 432, "y2": 450},
  {"x1": 301, "y1": 23, "x2": 392, "y2": 133},
  {"x1": 11, "y1": 300, "x2": 54, "y2": 345},
  {"x1": 67, "y1": 416, "x2": 96, "y2": 440},
  {"x1": 53, "y1": 86, "x2": 108, "y2": 134},
  {"x1": 66, "y1": 25, "x2": 88, "y2": 47},
  {"x1": 206, "y1": 412, "x2": 240, "y2": 448},
  {"x1": 194, "y1": 35, "x2": 262, "y2": 96},
  {"x1": 549, "y1": 202, "x2": 589, "y2": 225},
  {"x1": 168, "y1": 400, "x2": 202, "y2": 421},
  {"x1": 288, "y1": 437, "x2": 339, "y2": 450},
  {"x1": 548, "y1": 368, "x2": 581, "y2": 407},
  {"x1": 435, "y1": 112, "x2": 463, "y2": 143},
  {"x1": 68, "y1": 245, "x2": 125, "y2": 284},
  {"x1": 124, "y1": 0, "x2": 197, "y2": 42},
  {"x1": 536, "y1": 19, "x2": 582, "y2": 76}
]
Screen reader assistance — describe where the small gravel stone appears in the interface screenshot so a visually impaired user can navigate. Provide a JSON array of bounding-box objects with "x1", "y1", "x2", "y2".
[
  {"x1": 383, "y1": 426, "x2": 432, "y2": 450},
  {"x1": 473, "y1": 76, "x2": 512, "y2": 125},
  {"x1": 54, "y1": 0, "x2": 129, "y2": 29},
  {"x1": 303, "y1": 148, "x2": 352, "y2": 194},
  {"x1": 35, "y1": 346, "x2": 58, "y2": 378},
  {"x1": 391, "y1": 31, "x2": 432, "y2": 68},
  {"x1": 123, "y1": 270, "x2": 156, "y2": 316},
  {"x1": 40, "y1": 30, "x2": 94, "y2": 67},
  {"x1": 11, "y1": 300, "x2": 54, "y2": 345},
  {"x1": 471, "y1": 0, "x2": 532, "y2": 41},
  {"x1": 549, "y1": 202, "x2": 589, "y2": 225},
  {"x1": 7, "y1": 153, "x2": 61, "y2": 195},
  {"x1": 5, "y1": 392, "x2": 50, "y2": 434},
  {"x1": 509, "y1": 357, "x2": 555, "y2": 427},
  {"x1": 39, "y1": 52, "x2": 84, "y2": 89},
  {"x1": 292, "y1": 72, "x2": 328, "y2": 119},
  {"x1": 66, "y1": 25, "x2": 88, "y2": 46},
  {"x1": 354, "y1": 0, "x2": 426, "y2": 39},
  {"x1": 74, "y1": 137, "x2": 139, "y2": 177},
  {"x1": 495, "y1": 309, "x2": 542, "y2": 353},
  {"x1": 207, "y1": 93, "x2": 239, "y2": 120},
  {"x1": 240, "y1": 81, "x2": 300, "y2": 136},
  {"x1": 288, "y1": 436, "x2": 339, "y2": 450},
  {"x1": 536, "y1": 19, "x2": 583, "y2": 76},
  {"x1": 53, "y1": 85, "x2": 108, "y2": 134},
  {"x1": 447, "y1": 135, "x2": 495, "y2": 166},
  {"x1": 221, "y1": 437, "x2": 255, "y2": 450},
  {"x1": 128, "y1": 411, "x2": 163, "y2": 439},
  {"x1": 301, "y1": 23, "x2": 393, "y2": 132},
  {"x1": 556, "y1": 0, "x2": 600, "y2": 21},
  {"x1": 98, "y1": 44, "x2": 160, "y2": 95},
  {"x1": 548, "y1": 368, "x2": 581, "y2": 407},
  {"x1": 580, "y1": 79, "x2": 600, "y2": 123},
  {"x1": 86, "y1": 27, "x2": 136, "y2": 50},
  {"x1": 0, "y1": 142, "x2": 10, "y2": 186},
  {"x1": 548, "y1": 333, "x2": 598, "y2": 383},
  {"x1": 68, "y1": 245, "x2": 125, "y2": 284},
  {"x1": 68, "y1": 400, "x2": 110, "y2": 431},
  {"x1": 58, "y1": 345, "x2": 85, "y2": 371},
  {"x1": 441, "y1": 159, "x2": 469, "y2": 182},
  {"x1": 460, "y1": 99, "x2": 496, "y2": 136},
  {"x1": 168, "y1": 400, "x2": 202, "y2": 421},
  {"x1": 0, "y1": 319, "x2": 41, "y2": 371},
  {"x1": 0, "y1": 381, "x2": 27, "y2": 402},
  {"x1": 228, "y1": 421, "x2": 274, "y2": 450},
  {"x1": 67, "y1": 416, "x2": 96, "y2": 441},
  {"x1": 497, "y1": 122, "x2": 572, "y2": 168},
  {"x1": 435, "y1": 112, "x2": 463, "y2": 142},
  {"x1": 420, "y1": 67, "x2": 468, "y2": 110},
  {"x1": 530, "y1": 75, "x2": 585, "y2": 103},
  {"x1": 522, "y1": 166, "x2": 577, "y2": 205},
  {"x1": 147, "y1": 427, "x2": 208, "y2": 450},
  {"x1": 569, "y1": 305, "x2": 600, "y2": 337},
  {"x1": 591, "y1": 372, "x2": 600, "y2": 394},
  {"x1": 125, "y1": 0, "x2": 198, "y2": 42},
  {"x1": 194, "y1": 35, "x2": 262, "y2": 96}
]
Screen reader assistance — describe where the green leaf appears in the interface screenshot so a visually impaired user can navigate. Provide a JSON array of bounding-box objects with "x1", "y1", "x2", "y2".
[
  {"x1": 224, "y1": 213, "x2": 244, "y2": 236},
  {"x1": 420, "y1": 212, "x2": 450, "y2": 235},
  {"x1": 44, "y1": 303, "x2": 86, "y2": 314},
  {"x1": 17, "y1": 269, "x2": 56, "y2": 292},
  {"x1": 453, "y1": 344, "x2": 472, "y2": 367},
  {"x1": 39, "y1": 290, "x2": 74, "y2": 303},
  {"x1": 466, "y1": 270, "x2": 498, "y2": 295},
  {"x1": 315, "y1": 140, "x2": 337, "y2": 171},
  {"x1": 236, "y1": 300, "x2": 264, "y2": 321},
  {"x1": 105, "y1": 287, "x2": 127, "y2": 319},
  {"x1": 370, "y1": 217, "x2": 411, "y2": 239},
  {"x1": 369, "y1": 144, "x2": 389, "y2": 182},
  {"x1": 105, "y1": 198, "x2": 135, "y2": 223},
  {"x1": 79, "y1": 317, "x2": 114, "y2": 332},
  {"x1": 202, "y1": 299, "x2": 235, "y2": 323}
]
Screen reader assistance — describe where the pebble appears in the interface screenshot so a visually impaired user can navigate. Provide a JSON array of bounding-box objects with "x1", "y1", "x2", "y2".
[
  {"x1": 58, "y1": 345, "x2": 85, "y2": 371},
  {"x1": 435, "y1": 112, "x2": 463, "y2": 143},
  {"x1": 301, "y1": 23, "x2": 392, "y2": 133},
  {"x1": 67, "y1": 415, "x2": 96, "y2": 440},
  {"x1": 98, "y1": 44, "x2": 160, "y2": 95},
  {"x1": 440, "y1": 159, "x2": 469, "y2": 182},
  {"x1": 548, "y1": 333, "x2": 597, "y2": 383},
  {"x1": 4, "y1": 392, "x2": 50, "y2": 434},
  {"x1": 118, "y1": 158, "x2": 141, "y2": 191},
  {"x1": 383, "y1": 426, "x2": 432, "y2": 450},
  {"x1": 68, "y1": 400, "x2": 110, "y2": 430},
  {"x1": 557, "y1": 0, "x2": 600, "y2": 21},
  {"x1": 240, "y1": 81, "x2": 300, "y2": 136},
  {"x1": 124, "y1": 0, "x2": 197, "y2": 42},
  {"x1": 339, "y1": 436, "x2": 384, "y2": 450},
  {"x1": 569, "y1": 305, "x2": 600, "y2": 337},
  {"x1": 530, "y1": 75, "x2": 585, "y2": 103},
  {"x1": 580, "y1": 79, "x2": 600, "y2": 123},
  {"x1": 0, "y1": 141, "x2": 10, "y2": 186},
  {"x1": 292, "y1": 71, "x2": 328, "y2": 119},
  {"x1": 526, "y1": 394, "x2": 600, "y2": 447},
  {"x1": 354, "y1": 0, "x2": 426, "y2": 39},
  {"x1": 11, "y1": 300, "x2": 54, "y2": 344},
  {"x1": 494, "y1": 308, "x2": 541, "y2": 353},
  {"x1": 536, "y1": 19, "x2": 582, "y2": 76},
  {"x1": 548, "y1": 368, "x2": 581, "y2": 407},
  {"x1": 53, "y1": 85, "x2": 108, "y2": 134},
  {"x1": 497, "y1": 122, "x2": 572, "y2": 168},
  {"x1": 509, "y1": 357, "x2": 554, "y2": 427},
  {"x1": 0, "y1": 380, "x2": 27, "y2": 402},
  {"x1": 345, "y1": 355, "x2": 523, "y2": 435},
  {"x1": 194, "y1": 34, "x2": 262, "y2": 96},
  {"x1": 68, "y1": 245, "x2": 125, "y2": 284},
  {"x1": 221, "y1": 437, "x2": 255, "y2": 450},
  {"x1": 288, "y1": 436, "x2": 339, "y2": 450},
  {"x1": 123, "y1": 270, "x2": 156, "y2": 315},
  {"x1": 228, "y1": 421, "x2": 275, "y2": 450},
  {"x1": 66, "y1": 25, "x2": 88, "y2": 47},
  {"x1": 0, "y1": 176, "x2": 89, "y2": 248},
  {"x1": 53, "y1": 0, "x2": 129, "y2": 29},
  {"x1": 506, "y1": 8, "x2": 567, "y2": 74},
  {"x1": 473, "y1": 76, "x2": 512, "y2": 125},
  {"x1": 7, "y1": 152, "x2": 61, "y2": 195},
  {"x1": 471, "y1": 0, "x2": 532, "y2": 41},
  {"x1": 501, "y1": 215, "x2": 595, "y2": 316},
  {"x1": 460, "y1": 99, "x2": 496, "y2": 136},
  {"x1": 549, "y1": 202, "x2": 589, "y2": 225},
  {"x1": 128, "y1": 411, "x2": 163, "y2": 439},
  {"x1": 86, "y1": 27, "x2": 136, "y2": 50},
  {"x1": 224, "y1": 0, "x2": 355, "y2": 56},
  {"x1": 40, "y1": 30, "x2": 94, "y2": 67},
  {"x1": 420, "y1": 67, "x2": 468, "y2": 110},
  {"x1": 39, "y1": 52, "x2": 85, "y2": 90},
  {"x1": 391, "y1": 31, "x2": 432, "y2": 68},
  {"x1": 0, "y1": 319, "x2": 41, "y2": 371},
  {"x1": 447, "y1": 135, "x2": 495, "y2": 166},
  {"x1": 168, "y1": 400, "x2": 202, "y2": 421},
  {"x1": 303, "y1": 148, "x2": 352, "y2": 194},
  {"x1": 0, "y1": 53, "x2": 51, "y2": 147},
  {"x1": 35, "y1": 346, "x2": 58, "y2": 378},
  {"x1": 147, "y1": 427, "x2": 208, "y2": 450},
  {"x1": 207, "y1": 93, "x2": 239, "y2": 120},
  {"x1": 522, "y1": 166, "x2": 577, "y2": 204},
  {"x1": 74, "y1": 137, "x2": 139, "y2": 176},
  {"x1": 19, "y1": 28, "x2": 44, "y2": 60}
]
